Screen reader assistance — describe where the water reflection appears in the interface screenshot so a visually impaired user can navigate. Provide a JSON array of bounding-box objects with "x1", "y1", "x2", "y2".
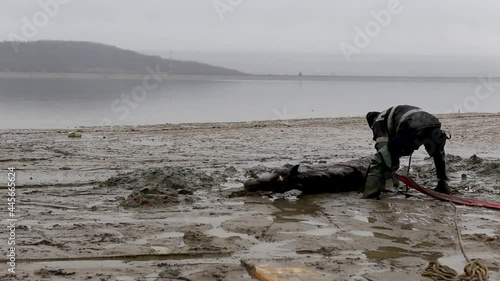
[{"x1": 2, "y1": 77, "x2": 499, "y2": 129}]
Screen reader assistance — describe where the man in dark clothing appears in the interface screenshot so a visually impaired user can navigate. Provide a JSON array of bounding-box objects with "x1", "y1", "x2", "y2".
[{"x1": 362, "y1": 105, "x2": 452, "y2": 199}]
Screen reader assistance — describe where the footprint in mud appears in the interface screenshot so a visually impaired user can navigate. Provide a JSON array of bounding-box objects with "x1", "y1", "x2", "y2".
[{"x1": 183, "y1": 230, "x2": 214, "y2": 247}]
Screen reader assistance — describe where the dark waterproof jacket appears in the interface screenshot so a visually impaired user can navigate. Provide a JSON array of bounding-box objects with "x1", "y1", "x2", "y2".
[{"x1": 371, "y1": 105, "x2": 441, "y2": 157}]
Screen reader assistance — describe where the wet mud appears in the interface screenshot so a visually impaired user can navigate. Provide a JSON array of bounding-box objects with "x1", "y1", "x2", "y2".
[{"x1": 0, "y1": 113, "x2": 499, "y2": 281}]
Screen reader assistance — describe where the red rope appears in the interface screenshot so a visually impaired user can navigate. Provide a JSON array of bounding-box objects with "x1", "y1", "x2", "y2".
[{"x1": 394, "y1": 174, "x2": 500, "y2": 211}]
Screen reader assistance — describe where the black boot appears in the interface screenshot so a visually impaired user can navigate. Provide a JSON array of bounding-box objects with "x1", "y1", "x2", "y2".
[
  {"x1": 362, "y1": 175, "x2": 385, "y2": 199},
  {"x1": 391, "y1": 176, "x2": 401, "y2": 189},
  {"x1": 435, "y1": 180, "x2": 452, "y2": 195},
  {"x1": 434, "y1": 154, "x2": 449, "y2": 182},
  {"x1": 432, "y1": 143, "x2": 451, "y2": 195}
]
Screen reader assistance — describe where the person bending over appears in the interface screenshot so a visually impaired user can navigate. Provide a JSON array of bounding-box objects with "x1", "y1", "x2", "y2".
[{"x1": 363, "y1": 105, "x2": 451, "y2": 199}]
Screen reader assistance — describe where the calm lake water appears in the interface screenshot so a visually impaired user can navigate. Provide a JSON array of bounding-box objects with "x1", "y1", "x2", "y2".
[{"x1": 0, "y1": 76, "x2": 499, "y2": 129}]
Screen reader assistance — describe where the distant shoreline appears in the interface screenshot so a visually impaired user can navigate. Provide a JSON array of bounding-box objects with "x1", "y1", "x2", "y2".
[
  {"x1": 0, "y1": 72, "x2": 493, "y2": 82},
  {"x1": 1, "y1": 112, "x2": 498, "y2": 131}
]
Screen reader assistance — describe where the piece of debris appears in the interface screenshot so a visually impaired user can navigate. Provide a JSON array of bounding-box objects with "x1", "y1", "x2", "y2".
[
  {"x1": 67, "y1": 131, "x2": 82, "y2": 138},
  {"x1": 36, "y1": 268, "x2": 76, "y2": 277}
]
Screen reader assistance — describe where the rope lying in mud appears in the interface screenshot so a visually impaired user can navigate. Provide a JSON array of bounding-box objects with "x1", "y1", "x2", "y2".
[{"x1": 422, "y1": 202, "x2": 489, "y2": 281}]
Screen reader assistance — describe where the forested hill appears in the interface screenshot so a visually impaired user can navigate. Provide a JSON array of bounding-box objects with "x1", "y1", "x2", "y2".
[{"x1": 0, "y1": 41, "x2": 245, "y2": 75}]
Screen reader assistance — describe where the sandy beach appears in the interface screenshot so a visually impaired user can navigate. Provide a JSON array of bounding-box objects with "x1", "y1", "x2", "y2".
[{"x1": 1, "y1": 113, "x2": 499, "y2": 281}]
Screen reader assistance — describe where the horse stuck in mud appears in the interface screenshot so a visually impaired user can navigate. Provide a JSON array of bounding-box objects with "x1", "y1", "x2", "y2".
[{"x1": 244, "y1": 157, "x2": 372, "y2": 194}]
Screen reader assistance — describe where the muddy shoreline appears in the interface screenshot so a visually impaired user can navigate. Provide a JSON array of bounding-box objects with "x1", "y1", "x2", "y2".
[{"x1": 0, "y1": 113, "x2": 499, "y2": 281}]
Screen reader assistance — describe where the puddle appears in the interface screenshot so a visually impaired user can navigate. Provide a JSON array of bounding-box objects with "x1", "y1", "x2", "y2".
[
  {"x1": 300, "y1": 220, "x2": 330, "y2": 227},
  {"x1": 373, "y1": 232, "x2": 410, "y2": 244},
  {"x1": 354, "y1": 215, "x2": 377, "y2": 223},
  {"x1": 337, "y1": 237, "x2": 353, "y2": 241},
  {"x1": 222, "y1": 201, "x2": 245, "y2": 206},
  {"x1": 219, "y1": 182, "x2": 243, "y2": 191},
  {"x1": 415, "y1": 241, "x2": 436, "y2": 248},
  {"x1": 272, "y1": 196, "x2": 321, "y2": 217},
  {"x1": 351, "y1": 230, "x2": 374, "y2": 237},
  {"x1": 363, "y1": 246, "x2": 443, "y2": 262},
  {"x1": 302, "y1": 228, "x2": 338, "y2": 236},
  {"x1": 354, "y1": 216, "x2": 369, "y2": 223},
  {"x1": 116, "y1": 277, "x2": 136, "y2": 281},
  {"x1": 205, "y1": 226, "x2": 256, "y2": 241},
  {"x1": 280, "y1": 227, "x2": 338, "y2": 237},
  {"x1": 272, "y1": 196, "x2": 321, "y2": 223}
]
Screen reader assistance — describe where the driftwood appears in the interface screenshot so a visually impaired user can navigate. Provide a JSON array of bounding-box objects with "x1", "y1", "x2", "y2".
[
  {"x1": 241, "y1": 260, "x2": 330, "y2": 281},
  {"x1": 244, "y1": 158, "x2": 371, "y2": 194}
]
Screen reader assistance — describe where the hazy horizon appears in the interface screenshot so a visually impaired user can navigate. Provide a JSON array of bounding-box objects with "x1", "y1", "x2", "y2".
[
  {"x1": 141, "y1": 49, "x2": 500, "y2": 76},
  {"x1": 3, "y1": 1, "x2": 500, "y2": 60},
  {"x1": 2, "y1": 38, "x2": 500, "y2": 76}
]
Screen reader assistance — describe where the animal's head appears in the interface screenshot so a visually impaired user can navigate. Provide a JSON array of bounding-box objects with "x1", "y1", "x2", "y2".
[{"x1": 244, "y1": 164, "x2": 300, "y2": 193}]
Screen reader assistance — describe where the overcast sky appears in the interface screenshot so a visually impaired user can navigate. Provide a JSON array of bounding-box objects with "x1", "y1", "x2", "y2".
[{"x1": 1, "y1": 0, "x2": 500, "y2": 56}]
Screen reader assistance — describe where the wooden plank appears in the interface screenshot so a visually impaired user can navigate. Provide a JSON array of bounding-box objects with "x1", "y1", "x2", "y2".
[{"x1": 241, "y1": 260, "x2": 329, "y2": 281}]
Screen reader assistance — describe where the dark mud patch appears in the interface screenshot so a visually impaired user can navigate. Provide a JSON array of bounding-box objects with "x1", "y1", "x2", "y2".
[
  {"x1": 409, "y1": 154, "x2": 500, "y2": 196},
  {"x1": 99, "y1": 163, "x2": 279, "y2": 207},
  {"x1": 296, "y1": 246, "x2": 340, "y2": 257},
  {"x1": 35, "y1": 268, "x2": 76, "y2": 277},
  {"x1": 364, "y1": 246, "x2": 443, "y2": 262},
  {"x1": 100, "y1": 166, "x2": 227, "y2": 208},
  {"x1": 463, "y1": 233, "x2": 499, "y2": 243},
  {"x1": 183, "y1": 230, "x2": 214, "y2": 247},
  {"x1": 227, "y1": 189, "x2": 273, "y2": 198},
  {"x1": 25, "y1": 239, "x2": 67, "y2": 249}
]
